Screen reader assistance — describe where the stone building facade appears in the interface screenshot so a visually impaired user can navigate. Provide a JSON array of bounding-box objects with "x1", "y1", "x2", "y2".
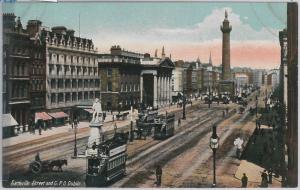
[
  {"x1": 286, "y1": 2, "x2": 298, "y2": 187},
  {"x1": 3, "y1": 14, "x2": 31, "y2": 128},
  {"x1": 27, "y1": 20, "x2": 47, "y2": 116},
  {"x1": 98, "y1": 45, "x2": 143, "y2": 111},
  {"x1": 141, "y1": 49, "x2": 174, "y2": 108},
  {"x1": 38, "y1": 25, "x2": 100, "y2": 118}
]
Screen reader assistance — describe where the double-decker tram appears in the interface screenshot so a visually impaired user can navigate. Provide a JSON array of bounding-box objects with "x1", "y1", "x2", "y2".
[
  {"x1": 153, "y1": 113, "x2": 175, "y2": 140},
  {"x1": 85, "y1": 132, "x2": 128, "y2": 187}
]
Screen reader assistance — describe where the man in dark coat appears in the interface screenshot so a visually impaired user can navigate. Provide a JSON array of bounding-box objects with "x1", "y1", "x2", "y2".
[
  {"x1": 241, "y1": 173, "x2": 248, "y2": 187},
  {"x1": 155, "y1": 165, "x2": 162, "y2": 186}
]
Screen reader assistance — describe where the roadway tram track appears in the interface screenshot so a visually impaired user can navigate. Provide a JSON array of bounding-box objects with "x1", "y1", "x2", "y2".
[
  {"x1": 5, "y1": 106, "x2": 215, "y2": 176},
  {"x1": 3, "y1": 102, "x2": 204, "y2": 159},
  {"x1": 112, "y1": 111, "x2": 226, "y2": 187},
  {"x1": 3, "y1": 103, "x2": 226, "y2": 180}
]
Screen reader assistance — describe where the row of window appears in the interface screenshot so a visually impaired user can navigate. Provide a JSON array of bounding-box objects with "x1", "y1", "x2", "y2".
[
  {"x1": 49, "y1": 65, "x2": 98, "y2": 76},
  {"x1": 50, "y1": 91, "x2": 99, "y2": 104},
  {"x1": 50, "y1": 79, "x2": 100, "y2": 89},
  {"x1": 49, "y1": 53, "x2": 96, "y2": 65},
  {"x1": 11, "y1": 64, "x2": 29, "y2": 76},
  {"x1": 31, "y1": 79, "x2": 44, "y2": 91},
  {"x1": 32, "y1": 97, "x2": 44, "y2": 107},
  {"x1": 120, "y1": 83, "x2": 140, "y2": 92},
  {"x1": 107, "y1": 155, "x2": 126, "y2": 171},
  {"x1": 11, "y1": 83, "x2": 29, "y2": 99}
]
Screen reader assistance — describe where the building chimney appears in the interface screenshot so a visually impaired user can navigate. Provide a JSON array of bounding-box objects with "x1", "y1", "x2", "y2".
[{"x1": 26, "y1": 20, "x2": 42, "y2": 38}]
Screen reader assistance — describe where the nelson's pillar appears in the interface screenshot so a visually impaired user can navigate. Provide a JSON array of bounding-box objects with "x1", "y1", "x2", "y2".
[{"x1": 219, "y1": 10, "x2": 235, "y2": 95}]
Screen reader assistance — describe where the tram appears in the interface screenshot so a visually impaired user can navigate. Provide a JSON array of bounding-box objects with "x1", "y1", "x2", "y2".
[
  {"x1": 153, "y1": 113, "x2": 175, "y2": 140},
  {"x1": 85, "y1": 132, "x2": 128, "y2": 187}
]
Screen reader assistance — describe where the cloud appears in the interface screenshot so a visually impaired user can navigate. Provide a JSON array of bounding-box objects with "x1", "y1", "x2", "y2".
[
  {"x1": 148, "y1": 7, "x2": 278, "y2": 42},
  {"x1": 92, "y1": 7, "x2": 281, "y2": 69}
]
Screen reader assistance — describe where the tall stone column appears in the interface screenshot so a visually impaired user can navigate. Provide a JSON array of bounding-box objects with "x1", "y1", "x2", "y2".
[
  {"x1": 153, "y1": 75, "x2": 158, "y2": 107},
  {"x1": 221, "y1": 10, "x2": 232, "y2": 80},
  {"x1": 140, "y1": 75, "x2": 143, "y2": 103}
]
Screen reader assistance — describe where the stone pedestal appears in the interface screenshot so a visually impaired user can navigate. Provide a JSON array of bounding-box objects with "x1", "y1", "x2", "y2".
[{"x1": 88, "y1": 121, "x2": 103, "y2": 147}]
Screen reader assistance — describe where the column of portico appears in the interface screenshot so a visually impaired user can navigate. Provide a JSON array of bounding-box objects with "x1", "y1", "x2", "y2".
[
  {"x1": 157, "y1": 76, "x2": 160, "y2": 107},
  {"x1": 140, "y1": 75, "x2": 143, "y2": 103},
  {"x1": 167, "y1": 77, "x2": 170, "y2": 103},
  {"x1": 159, "y1": 76, "x2": 162, "y2": 107},
  {"x1": 153, "y1": 75, "x2": 158, "y2": 108},
  {"x1": 165, "y1": 76, "x2": 168, "y2": 105},
  {"x1": 164, "y1": 76, "x2": 167, "y2": 105},
  {"x1": 161, "y1": 76, "x2": 164, "y2": 106},
  {"x1": 169, "y1": 77, "x2": 172, "y2": 103}
]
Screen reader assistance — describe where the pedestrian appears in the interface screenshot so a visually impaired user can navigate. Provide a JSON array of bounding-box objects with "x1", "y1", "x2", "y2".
[
  {"x1": 71, "y1": 122, "x2": 74, "y2": 129},
  {"x1": 241, "y1": 173, "x2": 248, "y2": 187},
  {"x1": 178, "y1": 119, "x2": 181, "y2": 127},
  {"x1": 35, "y1": 152, "x2": 41, "y2": 162},
  {"x1": 223, "y1": 110, "x2": 225, "y2": 118},
  {"x1": 155, "y1": 165, "x2": 162, "y2": 186},
  {"x1": 112, "y1": 114, "x2": 114, "y2": 121},
  {"x1": 258, "y1": 119, "x2": 261, "y2": 131},
  {"x1": 226, "y1": 107, "x2": 229, "y2": 115},
  {"x1": 114, "y1": 123, "x2": 117, "y2": 134},
  {"x1": 268, "y1": 169, "x2": 273, "y2": 184},
  {"x1": 261, "y1": 170, "x2": 268, "y2": 187}
]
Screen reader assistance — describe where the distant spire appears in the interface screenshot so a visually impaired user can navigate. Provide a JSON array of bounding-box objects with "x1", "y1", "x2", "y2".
[
  {"x1": 225, "y1": 10, "x2": 228, "y2": 20},
  {"x1": 162, "y1": 46, "x2": 165, "y2": 58},
  {"x1": 169, "y1": 54, "x2": 172, "y2": 59},
  {"x1": 209, "y1": 51, "x2": 212, "y2": 65},
  {"x1": 155, "y1": 49, "x2": 158, "y2": 57},
  {"x1": 196, "y1": 56, "x2": 200, "y2": 63}
]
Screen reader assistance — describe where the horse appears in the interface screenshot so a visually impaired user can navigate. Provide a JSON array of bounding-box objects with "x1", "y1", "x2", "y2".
[{"x1": 49, "y1": 159, "x2": 68, "y2": 172}]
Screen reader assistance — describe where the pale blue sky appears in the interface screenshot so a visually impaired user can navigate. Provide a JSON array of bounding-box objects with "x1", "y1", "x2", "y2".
[
  {"x1": 4, "y1": 2, "x2": 286, "y2": 38},
  {"x1": 3, "y1": 2, "x2": 287, "y2": 69}
]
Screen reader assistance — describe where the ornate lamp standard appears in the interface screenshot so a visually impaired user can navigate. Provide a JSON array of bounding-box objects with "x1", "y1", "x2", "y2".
[
  {"x1": 210, "y1": 125, "x2": 219, "y2": 187},
  {"x1": 73, "y1": 114, "x2": 78, "y2": 157},
  {"x1": 130, "y1": 97, "x2": 134, "y2": 142},
  {"x1": 182, "y1": 94, "x2": 186, "y2": 120}
]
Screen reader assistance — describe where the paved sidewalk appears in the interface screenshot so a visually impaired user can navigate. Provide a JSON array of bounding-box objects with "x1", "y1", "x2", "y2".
[{"x1": 2, "y1": 99, "x2": 200, "y2": 148}]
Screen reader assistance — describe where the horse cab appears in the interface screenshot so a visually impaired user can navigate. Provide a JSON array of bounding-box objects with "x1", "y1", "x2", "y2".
[
  {"x1": 153, "y1": 113, "x2": 175, "y2": 140},
  {"x1": 85, "y1": 132, "x2": 128, "y2": 187}
]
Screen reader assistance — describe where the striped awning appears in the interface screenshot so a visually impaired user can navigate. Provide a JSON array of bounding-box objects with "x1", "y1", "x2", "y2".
[
  {"x1": 35, "y1": 112, "x2": 52, "y2": 121},
  {"x1": 48, "y1": 112, "x2": 69, "y2": 119}
]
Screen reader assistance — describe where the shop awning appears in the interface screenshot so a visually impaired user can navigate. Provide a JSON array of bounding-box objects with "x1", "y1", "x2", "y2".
[
  {"x1": 2, "y1": 114, "x2": 18, "y2": 127},
  {"x1": 84, "y1": 109, "x2": 93, "y2": 114},
  {"x1": 48, "y1": 112, "x2": 69, "y2": 119},
  {"x1": 35, "y1": 112, "x2": 52, "y2": 121}
]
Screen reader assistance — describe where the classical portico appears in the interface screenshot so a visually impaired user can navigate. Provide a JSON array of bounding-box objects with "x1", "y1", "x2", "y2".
[{"x1": 140, "y1": 56, "x2": 174, "y2": 108}]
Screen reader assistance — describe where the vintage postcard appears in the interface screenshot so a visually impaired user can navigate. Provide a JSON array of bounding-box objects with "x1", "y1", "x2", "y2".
[{"x1": 1, "y1": 0, "x2": 298, "y2": 188}]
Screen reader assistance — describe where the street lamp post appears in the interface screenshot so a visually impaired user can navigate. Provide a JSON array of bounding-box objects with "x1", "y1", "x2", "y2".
[
  {"x1": 256, "y1": 95, "x2": 258, "y2": 117},
  {"x1": 210, "y1": 125, "x2": 219, "y2": 187},
  {"x1": 209, "y1": 86, "x2": 211, "y2": 108},
  {"x1": 130, "y1": 105, "x2": 134, "y2": 142},
  {"x1": 182, "y1": 94, "x2": 186, "y2": 120},
  {"x1": 74, "y1": 116, "x2": 78, "y2": 157}
]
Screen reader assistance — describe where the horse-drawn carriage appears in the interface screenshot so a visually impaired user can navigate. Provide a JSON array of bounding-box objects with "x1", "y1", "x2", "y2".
[{"x1": 29, "y1": 158, "x2": 67, "y2": 174}]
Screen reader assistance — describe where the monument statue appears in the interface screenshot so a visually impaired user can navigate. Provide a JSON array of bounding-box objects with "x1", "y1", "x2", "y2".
[
  {"x1": 88, "y1": 98, "x2": 103, "y2": 148},
  {"x1": 92, "y1": 98, "x2": 102, "y2": 123}
]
